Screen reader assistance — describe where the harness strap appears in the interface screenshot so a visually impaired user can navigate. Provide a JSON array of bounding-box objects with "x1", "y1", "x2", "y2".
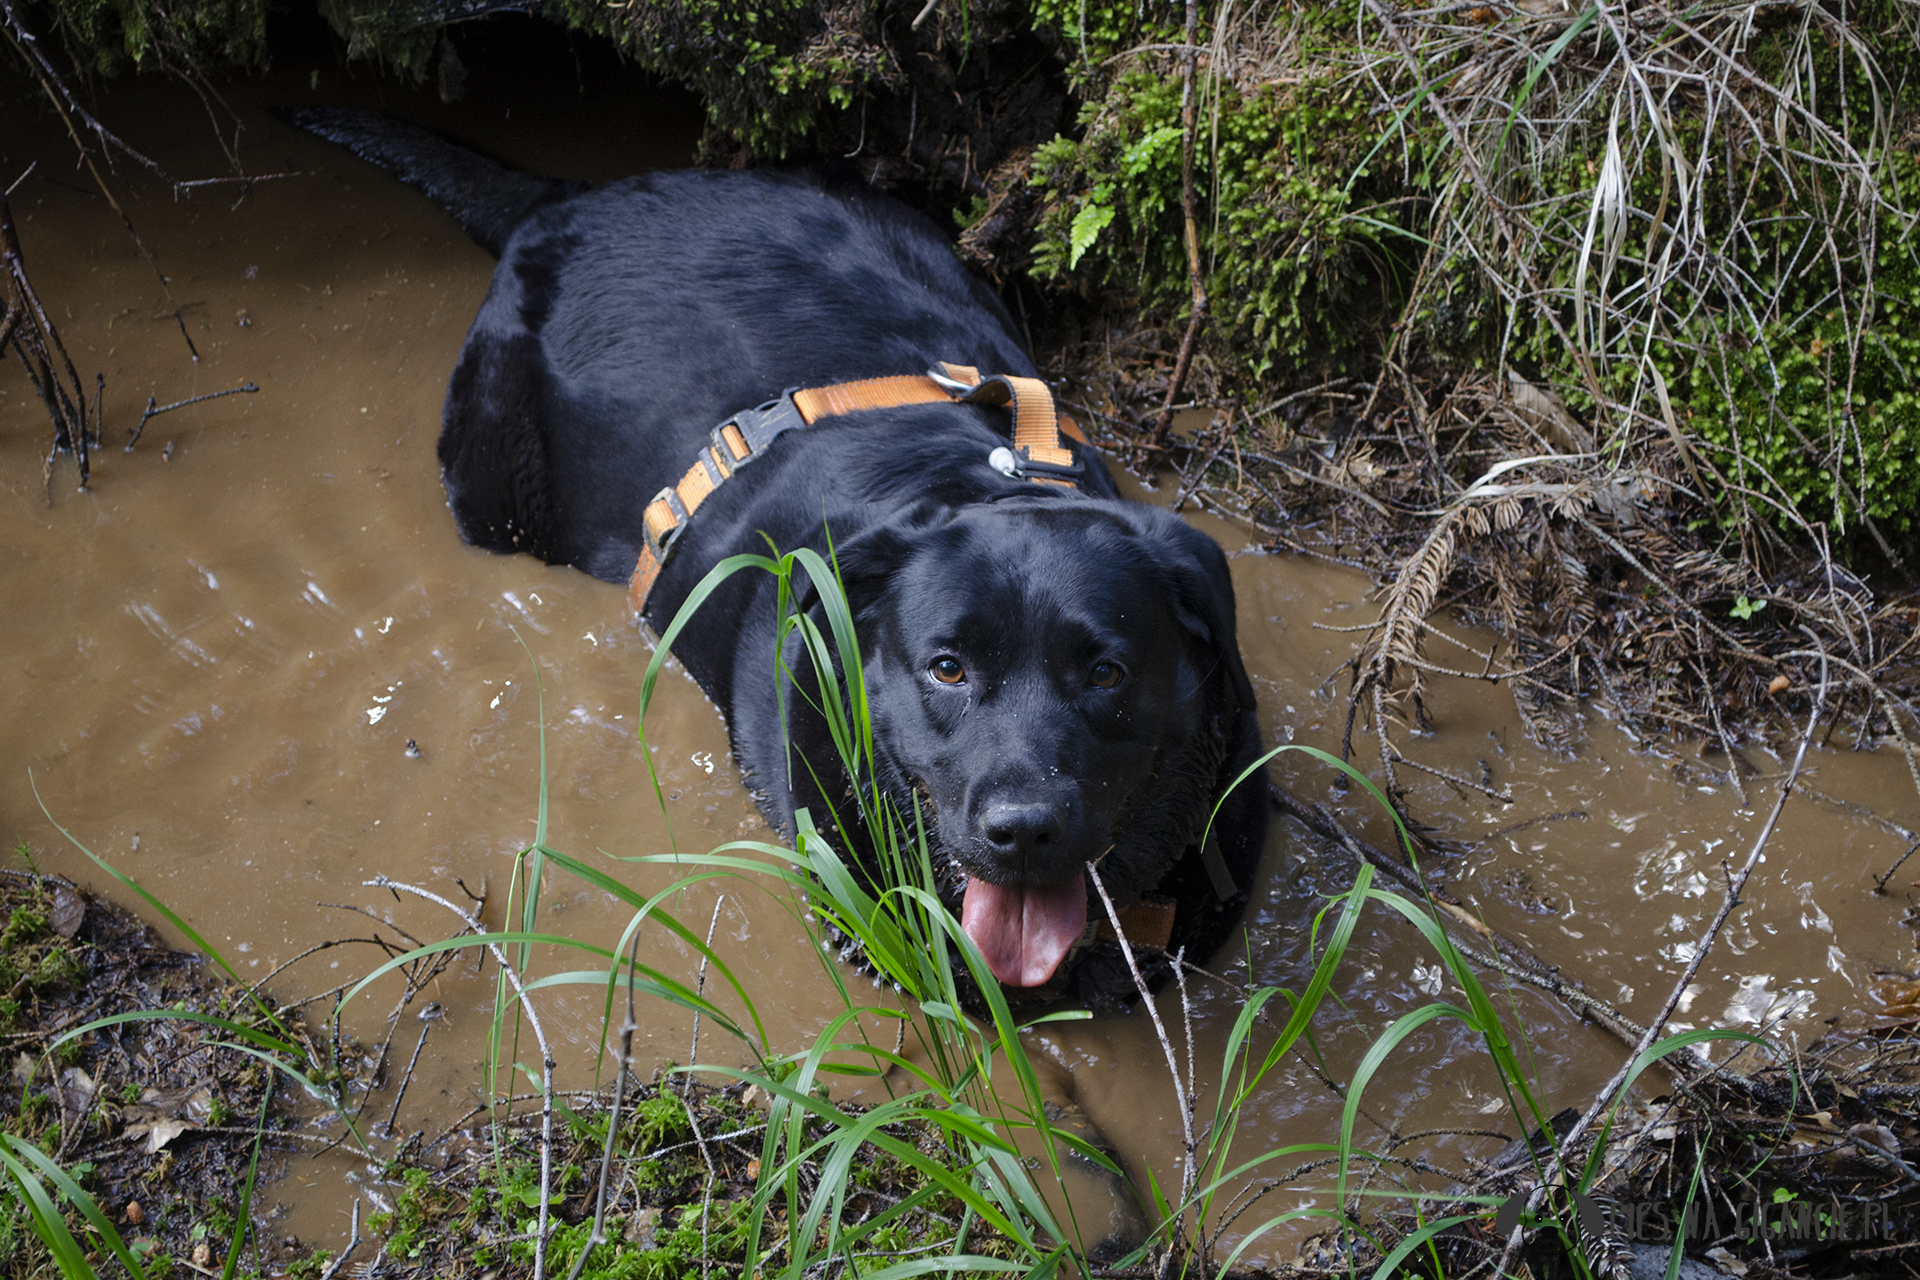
[
  {"x1": 1200, "y1": 831, "x2": 1239, "y2": 903},
  {"x1": 628, "y1": 363, "x2": 1087, "y2": 617},
  {"x1": 1088, "y1": 833, "x2": 1239, "y2": 955},
  {"x1": 1095, "y1": 898, "x2": 1178, "y2": 951}
]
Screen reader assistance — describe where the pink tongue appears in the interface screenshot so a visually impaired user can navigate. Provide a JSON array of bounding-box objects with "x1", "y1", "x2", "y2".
[{"x1": 960, "y1": 874, "x2": 1088, "y2": 987}]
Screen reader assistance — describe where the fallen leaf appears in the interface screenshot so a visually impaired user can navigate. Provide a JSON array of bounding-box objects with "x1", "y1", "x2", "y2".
[
  {"x1": 1849, "y1": 1123, "x2": 1900, "y2": 1155},
  {"x1": 139, "y1": 1119, "x2": 190, "y2": 1154},
  {"x1": 624, "y1": 1205, "x2": 661, "y2": 1245},
  {"x1": 57, "y1": 1067, "x2": 95, "y2": 1112},
  {"x1": 122, "y1": 1084, "x2": 214, "y2": 1152},
  {"x1": 1705, "y1": 1245, "x2": 1748, "y2": 1276},
  {"x1": 48, "y1": 885, "x2": 85, "y2": 938}
]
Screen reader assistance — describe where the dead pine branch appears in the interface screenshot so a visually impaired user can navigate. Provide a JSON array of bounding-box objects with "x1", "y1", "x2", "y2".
[{"x1": 1149, "y1": 0, "x2": 1209, "y2": 448}]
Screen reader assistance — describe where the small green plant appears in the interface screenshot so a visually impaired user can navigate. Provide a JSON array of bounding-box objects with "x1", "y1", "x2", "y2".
[{"x1": 370, "y1": 1165, "x2": 456, "y2": 1261}]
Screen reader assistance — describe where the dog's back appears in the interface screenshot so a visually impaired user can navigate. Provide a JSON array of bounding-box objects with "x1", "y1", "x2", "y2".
[{"x1": 280, "y1": 111, "x2": 1040, "y2": 578}]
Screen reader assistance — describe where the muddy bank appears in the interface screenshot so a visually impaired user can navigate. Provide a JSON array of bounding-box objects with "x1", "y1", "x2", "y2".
[
  {"x1": 8, "y1": 858, "x2": 1916, "y2": 1279},
  {"x1": 0, "y1": 865, "x2": 318, "y2": 1275}
]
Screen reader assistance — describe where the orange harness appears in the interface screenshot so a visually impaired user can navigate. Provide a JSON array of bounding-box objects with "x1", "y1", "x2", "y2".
[{"x1": 626, "y1": 363, "x2": 1088, "y2": 615}]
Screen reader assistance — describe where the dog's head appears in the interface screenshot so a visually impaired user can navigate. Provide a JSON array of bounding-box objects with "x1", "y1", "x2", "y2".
[{"x1": 819, "y1": 495, "x2": 1257, "y2": 989}]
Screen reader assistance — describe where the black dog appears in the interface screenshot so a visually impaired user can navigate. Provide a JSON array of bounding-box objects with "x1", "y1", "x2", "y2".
[{"x1": 289, "y1": 110, "x2": 1269, "y2": 1005}]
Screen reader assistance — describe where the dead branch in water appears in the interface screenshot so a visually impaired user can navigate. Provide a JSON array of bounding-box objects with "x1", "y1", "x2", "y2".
[
  {"x1": 2, "y1": 186, "x2": 95, "y2": 490},
  {"x1": 1494, "y1": 637, "x2": 1829, "y2": 1275}
]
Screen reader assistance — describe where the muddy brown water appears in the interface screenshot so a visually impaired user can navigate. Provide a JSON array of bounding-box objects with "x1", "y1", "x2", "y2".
[{"x1": 5, "y1": 46, "x2": 1918, "y2": 1262}]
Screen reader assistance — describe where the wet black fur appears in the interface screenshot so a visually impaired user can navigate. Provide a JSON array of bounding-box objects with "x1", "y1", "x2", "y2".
[{"x1": 287, "y1": 110, "x2": 1270, "y2": 1006}]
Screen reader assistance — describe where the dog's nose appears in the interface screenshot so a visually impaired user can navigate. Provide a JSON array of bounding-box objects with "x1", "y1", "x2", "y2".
[{"x1": 981, "y1": 801, "x2": 1065, "y2": 862}]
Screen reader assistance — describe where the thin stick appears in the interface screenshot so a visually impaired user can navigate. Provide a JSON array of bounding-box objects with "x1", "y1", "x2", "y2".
[
  {"x1": 317, "y1": 1200, "x2": 360, "y2": 1280},
  {"x1": 1150, "y1": 0, "x2": 1210, "y2": 447},
  {"x1": 1087, "y1": 861, "x2": 1198, "y2": 1278},
  {"x1": 1495, "y1": 637, "x2": 1828, "y2": 1274},
  {"x1": 562, "y1": 928, "x2": 648, "y2": 1280},
  {"x1": 366, "y1": 877, "x2": 558, "y2": 1280},
  {"x1": 686, "y1": 894, "x2": 725, "y2": 1082},
  {"x1": 382, "y1": 1015, "x2": 435, "y2": 1138},
  {"x1": 1872, "y1": 839, "x2": 1920, "y2": 894},
  {"x1": 126, "y1": 380, "x2": 257, "y2": 450},
  {"x1": 681, "y1": 1088, "x2": 718, "y2": 1280}
]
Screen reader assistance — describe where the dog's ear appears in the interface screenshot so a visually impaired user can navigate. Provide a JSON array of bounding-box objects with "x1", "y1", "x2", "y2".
[
  {"x1": 793, "y1": 521, "x2": 918, "y2": 620},
  {"x1": 1142, "y1": 514, "x2": 1257, "y2": 712}
]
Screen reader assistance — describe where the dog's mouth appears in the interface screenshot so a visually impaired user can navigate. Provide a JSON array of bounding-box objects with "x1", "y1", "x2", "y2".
[{"x1": 958, "y1": 871, "x2": 1088, "y2": 988}]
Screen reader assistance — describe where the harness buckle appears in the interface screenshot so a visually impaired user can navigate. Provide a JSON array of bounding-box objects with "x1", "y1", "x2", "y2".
[
  {"x1": 925, "y1": 365, "x2": 979, "y2": 396},
  {"x1": 729, "y1": 389, "x2": 806, "y2": 457},
  {"x1": 1012, "y1": 448, "x2": 1085, "y2": 482},
  {"x1": 643, "y1": 485, "x2": 691, "y2": 561}
]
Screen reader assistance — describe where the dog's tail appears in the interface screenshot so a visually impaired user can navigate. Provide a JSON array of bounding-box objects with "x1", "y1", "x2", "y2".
[{"x1": 278, "y1": 107, "x2": 583, "y2": 256}]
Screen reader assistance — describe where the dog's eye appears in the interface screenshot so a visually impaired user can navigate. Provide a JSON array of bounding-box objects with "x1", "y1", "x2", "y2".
[
  {"x1": 930, "y1": 657, "x2": 966, "y2": 685},
  {"x1": 1088, "y1": 661, "x2": 1124, "y2": 689}
]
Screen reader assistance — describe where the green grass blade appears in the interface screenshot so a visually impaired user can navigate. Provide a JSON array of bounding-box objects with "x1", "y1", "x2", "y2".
[
  {"x1": 0, "y1": 1137, "x2": 98, "y2": 1280},
  {"x1": 4, "y1": 1131, "x2": 145, "y2": 1279},
  {"x1": 1491, "y1": 5, "x2": 1601, "y2": 172},
  {"x1": 51, "y1": 1008, "x2": 297, "y2": 1059},
  {"x1": 1369, "y1": 1211, "x2": 1488, "y2": 1280},
  {"x1": 1338, "y1": 1002, "x2": 1469, "y2": 1205},
  {"x1": 1580, "y1": 1028, "x2": 1769, "y2": 1189},
  {"x1": 638, "y1": 552, "x2": 785, "y2": 846},
  {"x1": 220, "y1": 1083, "x2": 274, "y2": 1280}
]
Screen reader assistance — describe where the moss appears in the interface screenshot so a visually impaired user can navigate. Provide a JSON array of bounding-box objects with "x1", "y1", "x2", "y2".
[
  {"x1": 1029, "y1": 64, "x2": 1414, "y2": 387},
  {"x1": 370, "y1": 1165, "x2": 459, "y2": 1262},
  {"x1": 1507, "y1": 26, "x2": 1920, "y2": 542},
  {"x1": 625, "y1": 1093, "x2": 691, "y2": 1151},
  {"x1": 0, "y1": 888, "x2": 86, "y2": 999},
  {"x1": 1025, "y1": 3, "x2": 1920, "y2": 550},
  {"x1": 552, "y1": 0, "x2": 893, "y2": 157}
]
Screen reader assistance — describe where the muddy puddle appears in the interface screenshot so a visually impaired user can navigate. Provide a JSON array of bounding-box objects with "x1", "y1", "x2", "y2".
[{"x1": 4, "y1": 28, "x2": 1917, "y2": 1262}]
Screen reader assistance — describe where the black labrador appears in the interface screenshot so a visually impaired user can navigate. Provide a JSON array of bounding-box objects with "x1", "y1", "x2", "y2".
[{"x1": 288, "y1": 110, "x2": 1269, "y2": 1006}]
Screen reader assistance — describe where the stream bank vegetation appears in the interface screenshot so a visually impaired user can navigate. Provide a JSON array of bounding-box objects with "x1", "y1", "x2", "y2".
[{"x1": 8, "y1": 561, "x2": 1918, "y2": 1278}]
